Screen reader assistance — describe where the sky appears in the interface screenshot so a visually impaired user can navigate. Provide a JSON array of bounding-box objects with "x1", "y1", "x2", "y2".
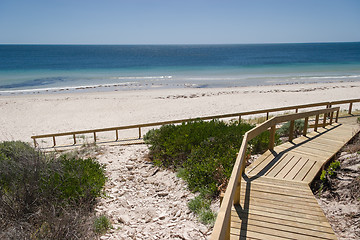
[{"x1": 0, "y1": 0, "x2": 359, "y2": 44}]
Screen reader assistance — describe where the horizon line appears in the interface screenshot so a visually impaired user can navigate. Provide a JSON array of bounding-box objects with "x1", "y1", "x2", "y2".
[{"x1": 1, "y1": 41, "x2": 359, "y2": 46}]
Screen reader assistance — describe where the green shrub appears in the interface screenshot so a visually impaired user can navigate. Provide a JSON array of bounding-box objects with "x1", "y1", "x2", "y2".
[
  {"x1": 41, "y1": 155, "x2": 106, "y2": 204},
  {"x1": 145, "y1": 119, "x2": 281, "y2": 223},
  {"x1": 0, "y1": 141, "x2": 45, "y2": 215},
  {"x1": 319, "y1": 160, "x2": 341, "y2": 193},
  {"x1": 188, "y1": 195, "x2": 208, "y2": 214},
  {"x1": 0, "y1": 141, "x2": 106, "y2": 239},
  {"x1": 188, "y1": 195, "x2": 216, "y2": 225},
  {"x1": 327, "y1": 160, "x2": 340, "y2": 177},
  {"x1": 145, "y1": 120, "x2": 252, "y2": 195},
  {"x1": 357, "y1": 117, "x2": 360, "y2": 124},
  {"x1": 277, "y1": 119, "x2": 305, "y2": 137},
  {"x1": 145, "y1": 120, "x2": 280, "y2": 197},
  {"x1": 320, "y1": 169, "x2": 327, "y2": 182},
  {"x1": 199, "y1": 209, "x2": 216, "y2": 225},
  {"x1": 250, "y1": 130, "x2": 281, "y2": 153},
  {"x1": 94, "y1": 215, "x2": 112, "y2": 234},
  {"x1": 145, "y1": 120, "x2": 252, "y2": 168}
]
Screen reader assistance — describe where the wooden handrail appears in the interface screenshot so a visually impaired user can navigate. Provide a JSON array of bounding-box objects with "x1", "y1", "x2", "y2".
[
  {"x1": 31, "y1": 98, "x2": 359, "y2": 147},
  {"x1": 210, "y1": 106, "x2": 340, "y2": 240}
]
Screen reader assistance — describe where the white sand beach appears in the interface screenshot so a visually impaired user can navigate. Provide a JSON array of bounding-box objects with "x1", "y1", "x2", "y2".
[{"x1": 0, "y1": 81, "x2": 359, "y2": 143}]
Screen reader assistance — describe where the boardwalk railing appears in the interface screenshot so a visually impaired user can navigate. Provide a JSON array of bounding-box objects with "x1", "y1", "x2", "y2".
[
  {"x1": 31, "y1": 98, "x2": 359, "y2": 148},
  {"x1": 210, "y1": 106, "x2": 340, "y2": 240}
]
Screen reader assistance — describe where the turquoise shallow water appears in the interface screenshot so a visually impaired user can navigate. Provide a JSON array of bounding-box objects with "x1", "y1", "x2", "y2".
[{"x1": 0, "y1": 43, "x2": 360, "y2": 94}]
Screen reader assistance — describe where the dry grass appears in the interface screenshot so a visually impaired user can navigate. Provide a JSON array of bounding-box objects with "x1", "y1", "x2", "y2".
[{"x1": 0, "y1": 141, "x2": 106, "y2": 240}]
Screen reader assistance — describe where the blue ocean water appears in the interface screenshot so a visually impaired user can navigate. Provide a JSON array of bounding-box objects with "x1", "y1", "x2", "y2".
[{"x1": 0, "y1": 43, "x2": 360, "y2": 94}]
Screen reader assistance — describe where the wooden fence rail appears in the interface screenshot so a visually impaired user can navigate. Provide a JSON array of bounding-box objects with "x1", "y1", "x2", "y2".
[
  {"x1": 210, "y1": 106, "x2": 340, "y2": 240},
  {"x1": 31, "y1": 98, "x2": 359, "y2": 148}
]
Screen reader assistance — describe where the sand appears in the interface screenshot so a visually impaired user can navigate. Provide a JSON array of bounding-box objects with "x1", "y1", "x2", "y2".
[
  {"x1": 93, "y1": 144, "x2": 213, "y2": 239},
  {"x1": 1, "y1": 81, "x2": 360, "y2": 143}
]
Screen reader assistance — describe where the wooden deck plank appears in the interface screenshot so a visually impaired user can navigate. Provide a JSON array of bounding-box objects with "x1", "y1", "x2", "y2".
[
  {"x1": 231, "y1": 208, "x2": 332, "y2": 228},
  {"x1": 264, "y1": 154, "x2": 295, "y2": 178},
  {"x1": 239, "y1": 188, "x2": 320, "y2": 206},
  {"x1": 295, "y1": 140, "x2": 343, "y2": 151},
  {"x1": 230, "y1": 221, "x2": 337, "y2": 240},
  {"x1": 246, "y1": 151, "x2": 276, "y2": 175},
  {"x1": 237, "y1": 204, "x2": 328, "y2": 222},
  {"x1": 226, "y1": 119, "x2": 360, "y2": 240},
  {"x1": 300, "y1": 137, "x2": 340, "y2": 147},
  {"x1": 277, "y1": 156, "x2": 309, "y2": 180},
  {"x1": 274, "y1": 155, "x2": 305, "y2": 179},
  {"x1": 246, "y1": 175, "x2": 306, "y2": 187},
  {"x1": 302, "y1": 161, "x2": 325, "y2": 184},
  {"x1": 239, "y1": 182, "x2": 318, "y2": 201},
  {"x1": 274, "y1": 145, "x2": 323, "y2": 159},
  {"x1": 238, "y1": 196, "x2": 325, "y2": 216},
  {"x1": 240, "y1": 180, "x2": 314, "y2": 197},
  {"x1": 230, "y1": 230, "x2": 290, "y2": 240},
  {"x1": 230, "y1": 213, "x2": 334, "y2": 235},
  {"x1": 292, "y1": 159, "x2": 318, "y2": 182},
  {"x1": 241, "y1": 177, "x2": 312, "y2": 196}
]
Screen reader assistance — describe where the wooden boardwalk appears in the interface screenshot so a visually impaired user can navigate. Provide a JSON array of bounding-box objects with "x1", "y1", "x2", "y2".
[{"x1": 229, "y1": 117, "x2": 360, "y2": 239}]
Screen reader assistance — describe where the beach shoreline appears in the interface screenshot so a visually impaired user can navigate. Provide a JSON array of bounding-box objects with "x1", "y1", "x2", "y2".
[
  {"x1": 1, "y1": 81, "x2": 359, "y2": 143},
  {"x1": 0, "y1": 78, "x2": 359, "y2": 97}
]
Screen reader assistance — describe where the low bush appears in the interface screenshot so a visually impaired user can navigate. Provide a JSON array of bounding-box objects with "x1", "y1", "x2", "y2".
[
  {"x1": 41, "y1": 155, "x2": 106, "y2": 204},
  {"x1": 277, "y1": 119, "x2": 305, "y2": 137},
  {"x1": 0, "y1": 141, "x2": 106, "y2": 239},
  {"x1": 188, "y1": 195, "x2": 216, "y2": 225},
  {"x1": 318, "y1": 160, "x2": 341, "y2": 193},
  {"x1": 144, "y1": 120, "x2": 252, "y2": 169},
  {"x1": 94, "y1": 215, "x2": 112, "y2": 234},
  {"x1": 145, "y1": 120, "x2": 280, "y2": 197},
  {"x1": 320, "y1": 160, "x2": 340, "y2": 183}
]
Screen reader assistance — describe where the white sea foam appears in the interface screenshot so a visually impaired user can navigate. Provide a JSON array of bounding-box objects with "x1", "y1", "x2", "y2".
[
  {"x1": 291, "y1": 75, "x2": 360, "y2": 80},
  {"x1": 0, "y1": 81, "x2": 141, "y2": 94},
  {"x1": 110, "y1": 75, "x2": 173, "y2": 80}
]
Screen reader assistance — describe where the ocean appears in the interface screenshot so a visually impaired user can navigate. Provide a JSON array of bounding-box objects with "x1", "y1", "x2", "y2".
[{"x1": 1, "y1": 42, "x2": 360, "y2": 95}]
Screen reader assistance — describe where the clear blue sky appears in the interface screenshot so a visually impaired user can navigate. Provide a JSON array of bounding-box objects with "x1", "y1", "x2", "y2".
[{"x1": 0, "y1": 0, "x2": 359, "y2": 44}]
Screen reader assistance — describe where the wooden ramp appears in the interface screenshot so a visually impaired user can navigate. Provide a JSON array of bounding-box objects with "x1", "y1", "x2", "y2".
[{"x1": 230, "y1": 117, "x2": 359, "y2": 240}]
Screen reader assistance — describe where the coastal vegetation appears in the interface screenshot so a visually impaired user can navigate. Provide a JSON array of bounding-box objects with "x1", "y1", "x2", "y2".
[
  {"x1": 144, "y1": 119, "x2": 280, "y2": 224},
  {"x1": 277, "y1": 119, "x2": 305, "y2": 138},
  {"x1": 0, "y1": 141, "x2": 107, "y2": 239}
]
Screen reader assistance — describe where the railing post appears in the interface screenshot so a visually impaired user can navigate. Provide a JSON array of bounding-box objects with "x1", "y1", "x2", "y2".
[
  {"x1": 288, "y1": 120, "x2": 295, "y2": 141},
  {"x1": 295, "y1": 108, "x2": 298, "y2": 113},
  {"x1": 234, "y1": 142, "x2": 247, "y2": 205},
  {"x1": 266, "y1": 112, "x2": 269, "y2": 120},
  {"x1": 73, "y1": 134, "x2": 76, "y2": 145},
  {"x1": 33, "y1": 138, "x2": 37, "y2": 148},
  {"x1": 327, "y1": 104, "x2": 332, "y2": 117},
  {"x1": 115, "y1": 129, "x2": 119, "y2": 141},
  {"x1": 322, "y1": 113, "x2": 327, "y2": 128},
  {"x1": 329, "y1": 112, "x2": 334, "y2": 125},
  {"x1": 234, "y1": 176, "x2": 241, "y2": 205},
  {"x1": 349, "y1": 102, "x2": 353, "y2": 114},
  {"x1": 225, "y1": 216, "x2": 231, "y2": 240},
  {"x1": 303, "y1": 117, "x2": 309, "y2": 136},
  {"x1": 269, "y1": 125, "x2": 276, "y2": 150},
  {"x1": 238, "y1": 115, "x2": 241, "y2": 122},
  {"x1": 139, "y1": 127, "x2": 142, "y2": 139},
  {"x1": 53, "y1": 136, "x2": 56, "y2": 146},
  {"x1": 94, "y1": 132, "x2": 97, "y2": 142},
  {"x1": 335, "y1": 110, "x2": 339, "y2": 123},
  {"x1": 314, "y1": 114, "x2": 319, "y2": 132}
]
